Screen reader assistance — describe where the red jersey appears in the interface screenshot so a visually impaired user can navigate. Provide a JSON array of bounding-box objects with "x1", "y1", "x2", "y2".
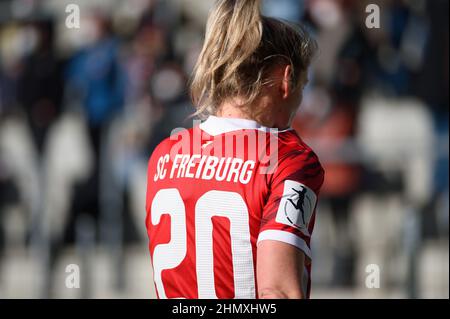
[{"x1": 145, "y1": 116, "x2": 324, "y2": 299}]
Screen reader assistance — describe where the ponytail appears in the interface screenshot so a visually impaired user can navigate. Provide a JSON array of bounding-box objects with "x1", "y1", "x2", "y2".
[{"x1": 190, "y1": 0, "x2": 317, "y2": 118}]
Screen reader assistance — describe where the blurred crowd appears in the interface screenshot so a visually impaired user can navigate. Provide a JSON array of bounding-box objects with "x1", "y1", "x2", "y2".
[{"x1": 0, "y1": 0, "x2": 448, "y2": 298}]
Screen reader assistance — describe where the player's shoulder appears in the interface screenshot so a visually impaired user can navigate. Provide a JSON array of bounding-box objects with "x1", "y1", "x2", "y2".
[
  {"x1": 149, "y1": 137, "x2": 171, "y2": 162},
  {"x1": 273, "y1": 130, "x2": 325, "y2": 191},
  {"x1": 277, "y1": 130, "x2": 321, "y2": 164}
]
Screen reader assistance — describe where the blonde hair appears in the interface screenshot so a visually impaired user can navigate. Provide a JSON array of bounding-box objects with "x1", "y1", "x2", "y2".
[{"x1": 190, "y1": 0, "x2": 318, "y2": 119}]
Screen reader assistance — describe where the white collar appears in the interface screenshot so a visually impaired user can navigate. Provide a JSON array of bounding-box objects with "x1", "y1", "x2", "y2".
[{"x1": 199, "y1": 115, "x2": 292, "y2": 136}]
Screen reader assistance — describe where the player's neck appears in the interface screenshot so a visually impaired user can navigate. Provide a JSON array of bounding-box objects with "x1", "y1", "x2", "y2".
[
  {"x1": 217, "y1": 101, "x2": 253, "y2": 120},
  {"x1": 217, "y1": 97, "x2": 278, "y2": 128}
]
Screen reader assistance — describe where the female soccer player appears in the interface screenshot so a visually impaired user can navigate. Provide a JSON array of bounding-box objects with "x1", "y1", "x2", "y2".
[{"x1": 146, "y1": 0, "x2": 324, "y2": 299}]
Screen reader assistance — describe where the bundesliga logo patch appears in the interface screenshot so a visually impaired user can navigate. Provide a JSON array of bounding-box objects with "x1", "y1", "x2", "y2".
[{"x1": 276, "y1": 180, "x2": 317, "y2": 232}]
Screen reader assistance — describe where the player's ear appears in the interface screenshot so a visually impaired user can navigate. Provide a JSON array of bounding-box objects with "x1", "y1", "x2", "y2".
[{"x1": 280, "y1": 64, "x2": 292, "y2": 99}]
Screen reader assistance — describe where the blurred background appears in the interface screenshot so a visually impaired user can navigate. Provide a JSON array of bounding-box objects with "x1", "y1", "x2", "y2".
[{"x1": 0, "y1": 0, "x2": 448, "y2": 299}]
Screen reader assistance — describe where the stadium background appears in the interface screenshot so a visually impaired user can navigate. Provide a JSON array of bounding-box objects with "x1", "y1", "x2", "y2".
[{"x1": 0, "y1": 0, "x2": 448, "y2": 298}]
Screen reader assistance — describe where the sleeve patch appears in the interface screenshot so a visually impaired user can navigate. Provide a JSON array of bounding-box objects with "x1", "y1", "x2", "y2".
[{"x1": 275, "y1": 180, "x2": 317, "y2": 233}]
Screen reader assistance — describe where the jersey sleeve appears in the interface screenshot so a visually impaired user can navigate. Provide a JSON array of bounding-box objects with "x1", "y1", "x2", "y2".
[{"x1": 257, "y1": 149, "x2": 324, "y2": 261}]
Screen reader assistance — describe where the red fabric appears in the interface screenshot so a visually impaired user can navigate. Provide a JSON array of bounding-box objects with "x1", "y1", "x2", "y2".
[{"x1": 146, "y1": 126, "x2": 324, "y2": 299}]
